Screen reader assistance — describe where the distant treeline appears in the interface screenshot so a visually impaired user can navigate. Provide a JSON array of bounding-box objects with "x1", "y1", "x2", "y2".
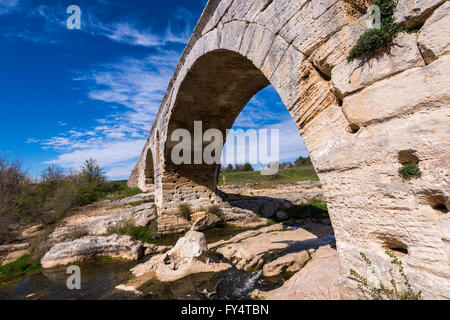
[{"x1": 221, "y1": 156, "x2": 312, "y2": 173}]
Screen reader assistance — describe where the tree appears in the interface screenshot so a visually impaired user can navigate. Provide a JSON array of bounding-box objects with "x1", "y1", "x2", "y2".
[
  {"x1": 242, "y1": 163, "x2": 254, "y2": 172},
  {"x1": 294, "y1": 156, "x2": 312, "y2": 167},
  {"x1": 41, "y1": 165, "x2": 65, "y2": 188},
  {"x1": 80, "y1": 158, "x2": 105, "y2": 184},
  {"x1": 226, "y1": 164, "x2": 234, "y2": 172}
]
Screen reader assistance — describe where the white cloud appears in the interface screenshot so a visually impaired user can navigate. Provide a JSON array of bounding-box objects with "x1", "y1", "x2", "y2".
[
  {"x1": 44, "y1": 139, "x2": 145, "y2": 179},
  {"x1": 0, "y1": 0, "x2": 19, "y2": 15},
  {"x1": 35, "y1": 50, "x2": 180, "y2": 179}
]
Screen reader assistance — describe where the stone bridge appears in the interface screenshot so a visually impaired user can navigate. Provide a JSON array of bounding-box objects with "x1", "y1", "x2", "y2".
[{"x1": 129, "y1": 0, "x2": 450, "y2": 299}]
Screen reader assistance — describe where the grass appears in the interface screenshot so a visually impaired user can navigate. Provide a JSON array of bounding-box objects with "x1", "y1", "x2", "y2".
[
  {"x1": 399, "y1": 162, "x2": 422, "y2": 180},
  {"x1": 178, "y1": 203, "x2": 192, "y2": 221},
  {"x1": 284, "y1": 199, "x2": 329, "y2": 220},
  {"x1": 218, "y1": 166, "x2": 318, "y2": 188},
  {"x1": 347, "y1": 0, "x2": 399, "y2": 61},
  {"x1": 110, "y1": 219, "x2": 155, "y2": 244},
  {"x1": 206, "y1": 205, "x2": 223, "y2": 218},
  {"x1": 0, "y1": 254, "x2": 42, "y2": 277}
]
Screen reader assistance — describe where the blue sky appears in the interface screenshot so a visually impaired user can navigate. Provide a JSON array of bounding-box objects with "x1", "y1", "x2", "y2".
[{"x1": 0, "y1": 0, "x2": 308, "y2": 180}]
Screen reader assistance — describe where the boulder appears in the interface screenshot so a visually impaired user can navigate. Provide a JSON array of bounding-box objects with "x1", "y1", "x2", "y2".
[
  {"x1": 190, "y1": 212, "x2": 223, "y2": 231},
  {"x1": 262, "y1": 250, "x2": 311, "y2": 277},
  {"x1": 41, "y1": 235, "x2": 144, "y2": 268},
  {"x1": 130, "y1": 231, "x2": 231, "y2": 282},
  {"x1": 214, "y1": 223, "x2": 334, "y2": 271}
]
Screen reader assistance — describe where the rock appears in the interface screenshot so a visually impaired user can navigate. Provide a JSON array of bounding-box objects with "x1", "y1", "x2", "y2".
[
  {"x1": 226, "y1": 197, "x2": 291, "y2": 218},
  {"x1": 1, "y1": 249, "x2": 31, "y2": 266},
  {"x1": 41, "y1": 235, "x2": 144, "y2": 268},
  {"x1": 331, "y1": 32, "x2": 425, "y2": 99},
  {"x1": 130, "y1": 231, "x2": 231, "y2": 282},
  {"x1": 262, "y1": 250, "x2": 311, "y2": 277},
  {"x1": 191, "y1": 212, "x2": 223, "y2": 231},
  {"x1": 256, "y1": 245, "x2": 343, "y2": 300},
  {"x1": 417, "y1": 2, "x2": 450, "y2": 64},
  {"x1": 220, "y1": 207, "x2": 268, "y2": 228},
  {"x1": 275, "y1": 210, "x2": 289, "y2": 221},
  {"x1": 214, "y1": 223, "x2": 334, "y2": 271},
  {"x1": 48, "y1": 199, "x2": 156, "y2": 244},
  {"x1": 342, "y1": 54, "x2": 450, "y2": 128},
  {"x1": 143, "y1": 244, "x2": 170, "y2": 256},
  {"x1": 394, "y1": 0, "x2": 446, "y2": 28}
]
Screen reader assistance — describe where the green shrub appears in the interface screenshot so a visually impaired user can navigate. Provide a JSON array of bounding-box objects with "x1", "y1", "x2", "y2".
[
  {"x1": 348, "y1": 0, "x2": 399, "y2": 61},
  {"x1": 0, "y1": 254, "x2": 42, "y2": 276},
  {"x1": 111, "y1": 219, "x2": 155, "y2": 244},
  {"x1": 398, "y1": 162, "x2": 422, "y2": 180},
  {"x1": 207, "y1": 205, "x2": 223, "y2": 218},
  {"x1": 350, "y1": 250, "x2": 422, "y2": 300},
  {"x1": 178, "y1": 203, "x2": 192, "y2": 221}
]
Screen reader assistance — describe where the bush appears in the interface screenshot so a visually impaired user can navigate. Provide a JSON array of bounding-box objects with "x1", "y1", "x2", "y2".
[
  {"x1": 179, "y1": 203, "x2": 192, "y2": 221},
  {"x1": 242, "y1": 163, "x2": 254, "y2": 172},
  {"x1": 398, "y1": 162, "x2": 422, "y2": 180},
  {"x1": 111, "y1": 219, "x2": 155, "y2": 244},
  {"x1": 347, "y1": 0, "x2": 399, "y2": 61},
  {"x1": 207, "y1": 205, "x2": 223, "y2": 218},
  {"x1": 0, "y1": 254, "x2": 42, "y2": 276},
  {"x1": 294, "y1": 156, "x2": 312, "y2": 167},
  {"x1": 350, "y1": 250, "x2": 422, "y2": 300}
]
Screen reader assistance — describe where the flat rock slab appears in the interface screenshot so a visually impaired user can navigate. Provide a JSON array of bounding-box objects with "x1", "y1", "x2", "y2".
[
  {"x1": 212, "y1": 223, "x2": 335, "y2": 271},
  {"x1": 41, "y1": 235, "x2": 144, "y2": 268},
  {"x1": 254, "y1": 245, "x2": 343, "y2": 300}
]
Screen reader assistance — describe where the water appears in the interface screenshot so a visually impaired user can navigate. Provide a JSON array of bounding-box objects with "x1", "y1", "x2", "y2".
[
  {"x1": 0, "y1": 260, "x2": 284, "y2": 300},
  {"x1": 0, "y1": 226, "x2": 285, "y2": 300}
]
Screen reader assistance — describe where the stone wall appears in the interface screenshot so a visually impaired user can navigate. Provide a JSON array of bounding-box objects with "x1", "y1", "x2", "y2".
[{"x1": 129, "y1": 0, "x2": 450, "y2": 299}]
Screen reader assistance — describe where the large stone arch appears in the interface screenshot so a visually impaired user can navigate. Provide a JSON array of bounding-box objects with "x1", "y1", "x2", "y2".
[{"x1": 129, "y1": 0, "x2": 450, "y2": 299}]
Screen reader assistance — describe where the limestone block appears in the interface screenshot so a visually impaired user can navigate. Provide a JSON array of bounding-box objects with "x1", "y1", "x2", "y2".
[
  {"x1": 245, "y1": 24, "x2": 276, "y2": 69},
  {"x1": 309, "y1": 13, "x2": 369, "y2": 76},
  {"x1": 291, "y1": 1, "x2": 360, "y2": 55},
  {"x1": 270, "y1": 45, "x2": 306, "y2": 109},
  {"x1": 417, "y1": 1, "x2": 450, "y2": 64},
  {"x1": 279, "y1": 0, "x2": 340, "y2": 45},
  {"x1": 261, "y1": 35, "x2": 289, "y2": 79},
  {"x1": 255, "y1": 0, "x2": 309, "y2": 35},
  {"x1": 202, "y1": 0, "x2": 233, "y2": 33},
  {"x1": 394, "y1": 0, "x2": 446, "y2": 28},
  {"x1": 290, "y1": 61, "x2": 338, "y2": 129},
  {"x1": 342, "y1": 54, "x2": 450, "y2": 128},
  {"x1": 220, "y1": 21, "x2": 247, "y2": 53},
  {"x1": 331, "y1": 32, "x2": 425, "y2": 99}
]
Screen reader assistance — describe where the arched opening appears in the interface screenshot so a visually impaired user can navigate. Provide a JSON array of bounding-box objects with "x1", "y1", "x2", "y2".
[
  {"x1": 144, "y1": 148, "x2": 155, "y2": 189},
  {"x1": 163, "y1": 49, "x2": 320, "y2": 213},
  {"x1": 164, "y1": 49, "x2": 271, "y2": 209}
]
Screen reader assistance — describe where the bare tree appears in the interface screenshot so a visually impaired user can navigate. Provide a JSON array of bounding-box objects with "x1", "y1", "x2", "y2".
[{"x1": 0, "y1": 156, "x2": 29, "y2": 244}]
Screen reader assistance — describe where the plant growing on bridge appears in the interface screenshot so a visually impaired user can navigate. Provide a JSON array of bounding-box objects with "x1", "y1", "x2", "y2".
[
  {"x1": 349, "y1": 250, "x2": 422, "y2": 300},
  {"x1": 347, "y1": 0, "x2": 400, "y2": 61},
  {"x1": 178, "y1": 203, "x2": 192, "y2": 221},
  {"x1": 398, "y1": 161, "x2": 422, "y2": 180}
]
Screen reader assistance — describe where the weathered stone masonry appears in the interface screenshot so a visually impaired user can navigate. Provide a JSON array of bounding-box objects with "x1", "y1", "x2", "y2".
[{"x1": 129, "y1": 0, "x2": 450, "y2": 299}]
